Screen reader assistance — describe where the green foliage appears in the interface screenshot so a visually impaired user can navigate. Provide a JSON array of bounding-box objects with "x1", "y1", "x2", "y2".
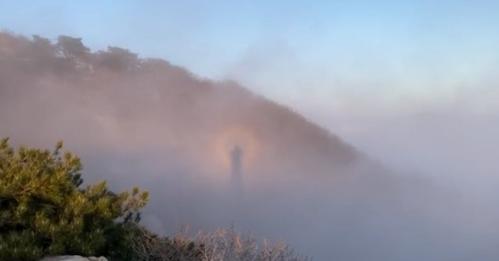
[{"x1": 0, "y1": 138, "x2": 149, "y2": 261}]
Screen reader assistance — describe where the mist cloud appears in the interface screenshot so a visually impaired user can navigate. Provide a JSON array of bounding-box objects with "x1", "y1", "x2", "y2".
[{"x1": 1, "y1": 32, "x2": 499, "y2": 260}]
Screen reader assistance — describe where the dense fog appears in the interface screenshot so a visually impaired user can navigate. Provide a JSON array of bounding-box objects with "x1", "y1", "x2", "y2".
[{"x1": 1, "y1": 32, "x2": 498, "y2": 260}]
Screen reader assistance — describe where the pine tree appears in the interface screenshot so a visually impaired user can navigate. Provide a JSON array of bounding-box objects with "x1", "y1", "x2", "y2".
[{"x1": 0, "y1": 138, "x2": 149, "y2": 260}]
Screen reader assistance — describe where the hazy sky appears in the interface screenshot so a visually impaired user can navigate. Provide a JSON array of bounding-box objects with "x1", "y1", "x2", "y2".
[
  {"x1": 2, "y1": 1, "x2": 498, "y2": 93},
  {"x1": 2, "y1": 4, "x2": 499, "y2": 259},
  {"x1": 2, "y1": 0, "x2": 499, "y2": 179}
]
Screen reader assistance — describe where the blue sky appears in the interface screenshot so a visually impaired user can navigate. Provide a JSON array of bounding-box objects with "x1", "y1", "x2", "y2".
[
  {"x1": 1, "y1": 0, "x2": 498, "y2": 126},
  {"x1": 2, "y1": 1, "x2": 498, "y2": 76}
]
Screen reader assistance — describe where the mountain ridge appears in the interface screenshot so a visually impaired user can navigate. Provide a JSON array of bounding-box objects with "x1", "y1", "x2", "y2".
[{"x1": 0, "y1": 31, "x2": 361, "y2": 178}]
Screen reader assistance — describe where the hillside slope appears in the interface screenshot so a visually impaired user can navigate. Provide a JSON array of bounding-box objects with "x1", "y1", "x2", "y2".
[
  {"x1": 1, "y1": 32, "x2": 459, "y2": 261},
  {"x1": 0, "y1": 32, "x2": 364, "y2": 180}
]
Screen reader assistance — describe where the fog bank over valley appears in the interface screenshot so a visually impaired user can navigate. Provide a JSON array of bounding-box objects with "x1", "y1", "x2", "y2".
[{"x1": 1, "y1": 32, "x2": 498, "y2": 260}]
